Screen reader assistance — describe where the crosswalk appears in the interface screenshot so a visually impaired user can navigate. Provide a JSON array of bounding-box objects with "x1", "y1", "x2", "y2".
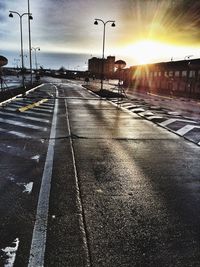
[
  {"x1": 0, "y1": 85, "x2": 57, "y2": 267},
  {"x1": 111, "y1": 98, "x2": 200, "y2": 146},
  {"x1": 0, "y1": 88, "x2": 54, "y2": 140}
]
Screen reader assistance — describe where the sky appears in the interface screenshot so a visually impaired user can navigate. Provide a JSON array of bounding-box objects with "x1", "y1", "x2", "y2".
[{"x1": 1, "y1": 0, "x2": 200, "y2": 70}]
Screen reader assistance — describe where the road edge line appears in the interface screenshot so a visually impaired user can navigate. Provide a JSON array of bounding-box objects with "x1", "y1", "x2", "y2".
[{"x1": 28, "y1": 86, "x2": 58, "y2": 267}]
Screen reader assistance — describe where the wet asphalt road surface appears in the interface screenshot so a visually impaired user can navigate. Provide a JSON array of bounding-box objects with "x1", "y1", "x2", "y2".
[{"x1": 0, "y1": 80, "x2": 200, "y2": 266}]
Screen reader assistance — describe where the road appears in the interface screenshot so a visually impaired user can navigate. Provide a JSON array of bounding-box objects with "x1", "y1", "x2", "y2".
[{"x1": 0, "y1": 79, "x2": 200, "y2": 266}]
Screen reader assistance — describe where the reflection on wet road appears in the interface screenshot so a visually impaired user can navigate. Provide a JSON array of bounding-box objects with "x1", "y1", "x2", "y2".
[{"x1": 0, "y1": 80, "x2": 200, "y2": 266}]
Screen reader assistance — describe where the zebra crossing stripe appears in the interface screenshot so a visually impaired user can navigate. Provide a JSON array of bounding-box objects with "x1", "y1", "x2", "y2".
[
  {"x1": 0, "y1": 111, "x2": 50, "y2": 123},
  {"x1": 176, "y1": 125, "x2": 200, "y2": 136},
  {"x1": 160, "y1": 118, "x2": 197, "y2": 127},
  {"x1": 0, "y1": 118, "x2": 47, "y2": 131}
]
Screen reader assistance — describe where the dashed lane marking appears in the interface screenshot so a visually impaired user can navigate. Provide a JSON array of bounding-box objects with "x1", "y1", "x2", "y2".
[{"x1": 18, "y1": 99, "x2": 48, "y2": 112}]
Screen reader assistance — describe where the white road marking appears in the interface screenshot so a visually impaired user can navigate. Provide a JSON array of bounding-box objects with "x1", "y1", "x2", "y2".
[
  {"x1": 1, "y1": 107, "x2": 51, "y2": 117},
  {"x1": 8, "y1": 131, "x2": 28, "y2": 138},
  {"x1": 176, "y1": 125, "x2": 200, "y2": 136},
  {"x1": 0, "y1": 111, "x2": 50, "y2": 123},
  {"x1": 31, "y1": 154, "x2": 40, "y2": 162},
  {"x1": 140, "y1": 111, "x2": 155, "y2": 116},
  {"x1": 1, "y1": 238, "x2": 19, "y2": 267},
  {"x1": 28, "y1": 87, "x2": 58, "y2": 267},
  {"x1": 16, "y1": 182, "x2": 34, "y2": 194},
  {"x1": 131, "y1": 107, "x2": 145, "y2": 112},
  {"x1": 121, "y1": 102, "x2": 133, "y2": 107},
  {"x1": 23, "y1": 182, "x2": 34, "y2": 194},
  {"x1": 147, "y1": 115, "x2": 164, "y2": 120},
  {"x1": 159, "y1": 118, "x2": 197, "y2": 127},
  {"x1": 0, "y1": 128, "x2": 43, "y2": 139},
  {"x1": 0, "y1": 118, "x2": 47, "y2": 131}
]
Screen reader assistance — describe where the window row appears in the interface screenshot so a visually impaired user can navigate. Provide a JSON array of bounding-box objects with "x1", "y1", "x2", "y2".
[{"x1": 138, "y1": 70, "x2": 200, "y2": 79}]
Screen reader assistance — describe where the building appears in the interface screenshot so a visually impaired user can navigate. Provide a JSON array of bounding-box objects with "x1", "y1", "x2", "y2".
[
  {"x1": 123, "y1": 58, "x2": 200, "y2": 99},
  {"x1": 88, "y1": 56, "x2": 115, "y2": 79}
]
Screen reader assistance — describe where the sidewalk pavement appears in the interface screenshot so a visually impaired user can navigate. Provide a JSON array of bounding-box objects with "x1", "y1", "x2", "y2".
[{"x1": 84, "y1": 79, "x2": 200, "y2": 120}]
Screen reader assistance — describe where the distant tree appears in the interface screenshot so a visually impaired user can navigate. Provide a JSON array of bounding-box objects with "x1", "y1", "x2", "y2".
[
  {"x1": 39, "y1": 66, "x2": 44, "y2": 76},
  {"x1": 58, "y1": 66, "x2": 66, "y2": 74}
]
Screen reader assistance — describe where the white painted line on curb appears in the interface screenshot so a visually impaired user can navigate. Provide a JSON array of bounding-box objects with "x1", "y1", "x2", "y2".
[{"x1": 28, "y1": 86, "x2": 58, "y2": 267}]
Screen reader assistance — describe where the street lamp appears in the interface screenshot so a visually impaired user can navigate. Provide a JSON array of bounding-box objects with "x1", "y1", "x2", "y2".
[
  {"x1": 27, "y1": 0, "x2": 33, "y2": 85},
  {"x1": 184, "y1": 55, "x2": 193, "y2": 60},
  {"x1": 31, "y1": 47, "x2": 40, "y2": 70},
  {"x1": 9, "y1": 10, "x2": 33, "y2": 89},
  {"x1": 94, "y1": 18, "x2": 115, "y2": 91}
]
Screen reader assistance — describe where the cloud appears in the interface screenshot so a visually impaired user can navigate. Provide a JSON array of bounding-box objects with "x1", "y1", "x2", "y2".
[
  {"x1": 2, "y1": 0, "x2": 200, "y2": 63},
  {"x1": 0, "y1": 2, "x2": 6, "y2": 22}
]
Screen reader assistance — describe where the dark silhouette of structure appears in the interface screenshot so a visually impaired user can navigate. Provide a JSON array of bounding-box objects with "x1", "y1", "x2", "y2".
[{"x1": 88, "y1": 56, "x2": 115, "y2": 79}]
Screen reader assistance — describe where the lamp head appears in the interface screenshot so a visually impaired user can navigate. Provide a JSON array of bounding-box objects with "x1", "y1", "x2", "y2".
[
  {"x1": 9, "y1": 13, "x2": 13, "y2": 18},
  {"x1": 94, "y1": 20, "x2": 98, "y2": 25},
  {"x1": 111, "y1": 22, "x2": 115, "y2": 27},
  {"x1": 29, "y1": 15, "x2": 33, "y2": 20}
]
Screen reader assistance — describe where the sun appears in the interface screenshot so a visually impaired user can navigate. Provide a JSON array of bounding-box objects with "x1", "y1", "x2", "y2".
[
  {"x1": 121, "y1": 40, "x2": 200, "y2": 66},
  {"x1": 123, "y1": 40, "x2": 173, "y2": 65},
  {"x1": 124, "y1": 40, "x2": 180, "y2": 64}
]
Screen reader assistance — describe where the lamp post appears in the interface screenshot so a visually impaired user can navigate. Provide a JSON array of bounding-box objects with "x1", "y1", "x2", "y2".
[
  {"x1": 27, "y1": 0, "x2": 33, "y2": 85},
  {"x1": 94, "y1": 18, "x2": 115, "y2": 91},
  {"x1": 9, "y1": 11, "x2": 33, "y2": 89},
  {"x1": 31, "y1": 47, "x2": 40, "y2": 70}
]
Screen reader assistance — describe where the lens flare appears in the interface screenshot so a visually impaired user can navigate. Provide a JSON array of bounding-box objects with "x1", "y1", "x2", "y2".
[{"x1": 118, "y1": 0, "x2": 200, "y2": 65}]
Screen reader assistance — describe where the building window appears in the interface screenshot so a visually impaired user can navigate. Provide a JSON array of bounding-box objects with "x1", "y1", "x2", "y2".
[
  {"x1": 189, "y1": 70, "x2": 195, "y2": 78},
  {"x1": 168, "y1": 71, "x2": 173, "y2": 77},
  {"x1": 175, "y1": 71, "x2": 179, "y2": 77},
  {"x1": 182, "y1": 70, "x2": 187, "y2": 77}
]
